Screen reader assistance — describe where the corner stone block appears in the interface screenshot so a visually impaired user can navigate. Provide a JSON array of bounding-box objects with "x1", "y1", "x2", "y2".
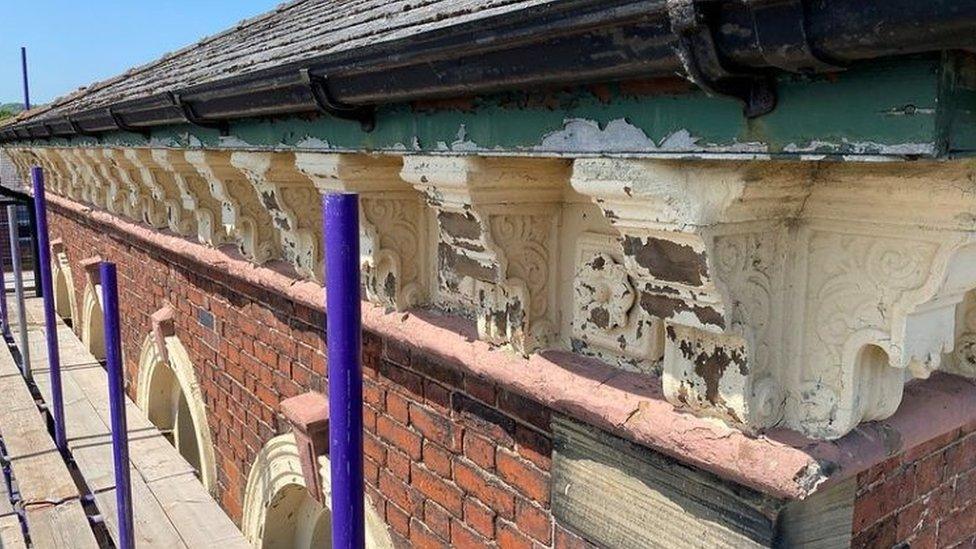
[
  {"x1": 295, "y1": 153, "x2": 428, "y2": 308},
  {"x1": 280, "y1": 392, "x2": 329, "y2": 505},
  {"x1": 401, "y1": 155, "x2": 570, "y2": 355}
]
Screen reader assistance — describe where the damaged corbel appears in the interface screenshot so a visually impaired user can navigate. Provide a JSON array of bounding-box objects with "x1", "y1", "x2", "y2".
[
  {"x1": 571, "y1": 158, "x2": 807, "y2": 432},
  {"x1": 231, "y1": 151, "x2": 324, "y2": 280},
  {"x1": 185, "y1": 150, "x2": 280, "y2": 264},
  {"x1": 296, "y1": 153, "x2": 428, "y2": 308},
  {"x1": 150, "y1": 149, "x2": 230, "y2": 248},
  {"x1": 123, "y1": 149, "x2": 197, "y2": 237},
  {"x1": 402, "y1": 156, "x2": 569, "y2": 355},
  {"x1": 572, "y1": 158, "x2": 976, "y2": 439}
]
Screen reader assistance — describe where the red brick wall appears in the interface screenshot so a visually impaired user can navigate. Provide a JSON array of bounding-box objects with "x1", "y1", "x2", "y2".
[
  {"x1": 47, "y1": 198, "x2": 976, "y2": 549},
  {"x1": 853, "y1": 423, "x2": 976, "y2": 548},
  {"x1": 46, "y1": 198, "x2": 599, "y2": 548}
]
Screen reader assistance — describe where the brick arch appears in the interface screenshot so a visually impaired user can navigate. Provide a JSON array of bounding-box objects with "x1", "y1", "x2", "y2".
[
  {"x1": 50, "y1": 247, "x2": 78, "y2": 324},
  {"x1": 242, "y1": 433, "x2": 391, "y2": 548},
  {"x1": 80, "y1": 279, "x2": 105, "y2": 360},
  {"x1": 136, "y1": 333, "x2": 218, "y2": 494}
]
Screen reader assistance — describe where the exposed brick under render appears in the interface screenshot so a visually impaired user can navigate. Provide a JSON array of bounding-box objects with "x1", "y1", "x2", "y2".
[{"x1": 45, "y1": 192, "x2": 976, "y2": 548}]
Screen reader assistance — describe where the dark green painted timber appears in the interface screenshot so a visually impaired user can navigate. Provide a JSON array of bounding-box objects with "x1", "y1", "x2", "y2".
[{"x1": 9, "y1": 53, "x2": 976, "y2": 160}]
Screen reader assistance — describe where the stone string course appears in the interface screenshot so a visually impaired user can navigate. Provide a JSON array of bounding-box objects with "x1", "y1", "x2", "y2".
[
  {"x1": 43, "y1": 191, "x2": 976, "y2": 547},
  {"x1": 45, "y1": 197, "x2": 577, "y2": 546}
]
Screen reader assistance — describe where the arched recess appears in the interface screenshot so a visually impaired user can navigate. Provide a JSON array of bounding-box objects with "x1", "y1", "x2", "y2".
[
  {"x1": 137, "y1": 334, "x2": 218, "y2": 493},
  {"x1": 81, "y1": 281, "x2": 106, "y2": 360},
  {"x1": 51, "y1": 251, "x2": 78, "y2": 325},
  {"x1": 242, "y1": 434, "x2": 392, "y2": 549}
]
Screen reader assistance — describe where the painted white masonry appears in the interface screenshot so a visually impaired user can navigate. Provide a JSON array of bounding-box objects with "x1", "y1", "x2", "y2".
[{"x1": 7, "y1": 147, "x2": 976, "y2": 440}]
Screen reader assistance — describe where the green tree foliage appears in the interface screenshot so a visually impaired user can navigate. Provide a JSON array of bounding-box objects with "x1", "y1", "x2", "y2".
[{"x1": 0, "y1": 103, "x2": 25, "y2": 122}]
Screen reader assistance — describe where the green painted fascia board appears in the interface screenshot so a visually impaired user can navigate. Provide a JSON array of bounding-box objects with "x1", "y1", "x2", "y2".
[{"x1": 10, "y1": 54, "x2": 958, "y2": 160}]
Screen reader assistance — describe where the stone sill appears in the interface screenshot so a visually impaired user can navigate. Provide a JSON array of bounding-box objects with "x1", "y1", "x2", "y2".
[{"x1": 47, "y1": 193, "x2": 976, "y2": 502}]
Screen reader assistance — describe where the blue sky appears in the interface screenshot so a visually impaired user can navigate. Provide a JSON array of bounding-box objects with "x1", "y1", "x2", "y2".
[{"x1": 0, "y1": 1, "x2": 281, "y2": 105}]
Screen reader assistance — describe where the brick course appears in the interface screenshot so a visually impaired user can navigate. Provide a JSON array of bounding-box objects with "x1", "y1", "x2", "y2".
[
  {"x1": 853, "y1": 423, "x2": 976, "y2": 548},
  {"x1": 45, "y1": 199, "x2": 976, "y2": 548},
  {"x1": 45, "y1": 202, "x2": 565, "y2": 547}
]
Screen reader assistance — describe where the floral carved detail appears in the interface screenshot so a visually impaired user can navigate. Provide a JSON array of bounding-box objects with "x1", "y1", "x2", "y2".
[
  {"x1": 948, "y1": 293, "x2": 976, "y2": 377},
  {"x1": 361, "y1": 196, "x2": 425, "y2": 309},
  {"x1": 575, "y1": 253, "x2": 634, "y2": 333},
  {"x1": 809, "y1": 233, "x2": 936, "y2": 355}
]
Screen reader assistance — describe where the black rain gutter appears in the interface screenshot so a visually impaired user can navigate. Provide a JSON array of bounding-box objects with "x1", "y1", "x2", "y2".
[{"x1": 2, "y1": 0, "x2": 975, "y2": 142}]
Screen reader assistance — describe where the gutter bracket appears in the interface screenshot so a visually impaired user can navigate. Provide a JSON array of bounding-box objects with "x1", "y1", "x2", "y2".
[
  {"x1": 66, "y1": 117, "x2": 100, "y2": 140},
  {"x1": 107, "y1": 107, "x2": 151, "y2": 139},
  {"x1": 171, "y1": 92, "x2": 229, "y2": 136},
  {"x1": 300, "y1": 68, "x2": 376, "y2": 132},
  {"x1": 745, "y1": 0, "x2": 845, "y2": 73},
  {"x1": 667, "y1": 0, "x2": 776, "y2": 118}
]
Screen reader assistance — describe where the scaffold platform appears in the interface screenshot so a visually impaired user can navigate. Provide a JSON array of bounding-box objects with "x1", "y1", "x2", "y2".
[{"x1": 0, "y1": 296, "x2": 247, "y2": 548}]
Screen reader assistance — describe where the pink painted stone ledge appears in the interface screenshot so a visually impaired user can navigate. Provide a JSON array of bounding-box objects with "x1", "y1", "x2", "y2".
[{"x1": 49, "y1": 194, "x2": 976, "y2": 501}]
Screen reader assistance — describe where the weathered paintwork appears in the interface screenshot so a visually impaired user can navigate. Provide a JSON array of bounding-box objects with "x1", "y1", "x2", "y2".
[{"x1": 9, "y1": 54, "x2": 976, "y2": 160}]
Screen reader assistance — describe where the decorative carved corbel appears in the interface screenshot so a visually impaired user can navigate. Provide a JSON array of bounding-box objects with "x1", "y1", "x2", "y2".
[
  {"x1": 150, "y1": 149, "x2": 229, "y2": 248},
  {"x1": 4, "y1": 148, "x2": 36, "y2": 190},
  {"x1": 295, "y1": 153, "x2": 428, "y2": 307},
  {"x1": 402, "y1": 156, "x2": 569, "y2": 355},
  {"x1": 185, "y1": 150, "x2": 279, "y2": 264},
  {"x1": 123, "y1": 149, "x2": 196, "y2": 236},
  {"x1": 69, "y1": 148, "x2": 110, "y2": 209},
  {"x1": 230, "y1": 151, "x2": 323, "y2": 280},
  {"x1": 571, "y1": 158, "x2": 807, "y2": 432},
  {"x1": 103, "y1": 148, "x2": 168, "y2": 227},
  {"x1": 572, "y1": 158, "x2": 976, "y2": 440},
  {"x1": 78, "y1": 149, "x2": 127, "y2": 214},
  {"x1": 37, "y1": 149, "x2": 83, "y2": 201}
]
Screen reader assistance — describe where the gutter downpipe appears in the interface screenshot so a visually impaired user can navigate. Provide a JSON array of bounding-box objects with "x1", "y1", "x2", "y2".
[{"x1": 324, "y1": 193, "x2": 365, "y2": 549}]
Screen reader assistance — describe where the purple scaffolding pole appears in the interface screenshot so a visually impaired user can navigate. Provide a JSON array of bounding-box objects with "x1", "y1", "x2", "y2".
[
  {"x1": 324, "y1": 193, "x2": 365, "y2": 549},
  {"x1": 32, "y1": 167, "x2": 66, "y2": 451},
  {"x1": 100, "y1": 262, "x2": 133, "y2": 549},
  {"x1": 0, "y1": 208, "x2": 8, "y2": 338},
  {"x1": 21, "y1": 47, "x2": 31, "y2": 110}
]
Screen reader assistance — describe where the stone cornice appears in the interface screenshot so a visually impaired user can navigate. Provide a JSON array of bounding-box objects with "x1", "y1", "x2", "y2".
[
  {"x1": 37, "y1": 190, "x2": 976, "y2": 501},
  {"x1": 7, "y1": 146, "x2": 976, "y2": 442}
]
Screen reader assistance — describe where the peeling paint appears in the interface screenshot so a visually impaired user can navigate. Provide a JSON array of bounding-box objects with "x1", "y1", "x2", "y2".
[
  {"x1": 782, "y1": 139, "x2": 937, "y2": 156},
  {"x1": 218, "y1": 135, "x2": 256, "y2": 148}
]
